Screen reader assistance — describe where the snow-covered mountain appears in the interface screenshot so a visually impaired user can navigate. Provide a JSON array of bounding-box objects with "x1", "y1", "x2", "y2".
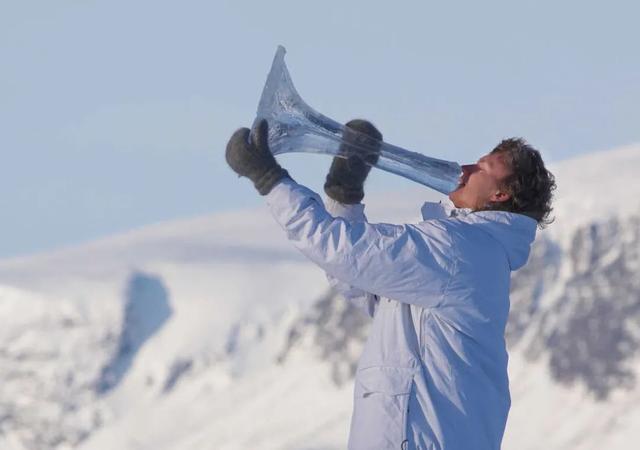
[{"x1": 1, "y1": 144, "x2": 639, "y2": 450}]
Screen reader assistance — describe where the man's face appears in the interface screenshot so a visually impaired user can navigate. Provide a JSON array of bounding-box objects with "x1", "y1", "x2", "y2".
[{"x1": 448, "y1": 152, "x2": 512, "y2": 210}]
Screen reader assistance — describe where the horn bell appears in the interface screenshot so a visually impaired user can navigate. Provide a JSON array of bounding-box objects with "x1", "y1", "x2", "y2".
[{"x1": 254, "y1": 45, "x2": 462, "y2": 195}]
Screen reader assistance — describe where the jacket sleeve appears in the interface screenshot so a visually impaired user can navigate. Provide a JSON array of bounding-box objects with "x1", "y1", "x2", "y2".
[
  {"x1": 265, "y1": 177, "x2": 456, "y2": 308},
  {"x1": 323, "y1": 197, "x2": 380, "y2": 318}
]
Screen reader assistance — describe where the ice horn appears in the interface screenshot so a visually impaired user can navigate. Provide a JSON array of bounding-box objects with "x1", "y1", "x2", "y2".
[{"x1": 254, "y1": 45, "x2": 462, "y2": 195}]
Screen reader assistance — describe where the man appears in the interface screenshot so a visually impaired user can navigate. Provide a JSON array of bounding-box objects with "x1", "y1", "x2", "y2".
[{"x1": 225, "y1": 119, "x2": 556, "y2": 450}]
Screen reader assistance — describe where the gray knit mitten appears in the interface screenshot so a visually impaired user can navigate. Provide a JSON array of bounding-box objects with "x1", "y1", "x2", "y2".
[
  {"x1": 324, "y1": 119, "x2": 383, "y2": 204},
  {"x1": 225, "y1": 119, "x2": 290, "y2": 195}
]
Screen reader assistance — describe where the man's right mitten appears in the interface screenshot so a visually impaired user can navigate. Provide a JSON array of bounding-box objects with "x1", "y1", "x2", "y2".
[{"x1": 323, "y1": 119, "x2": 383, "y2": 204}]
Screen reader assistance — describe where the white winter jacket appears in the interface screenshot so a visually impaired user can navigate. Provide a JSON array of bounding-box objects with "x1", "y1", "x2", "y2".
[{"x1": 265, "y1": 177, "x2": 537, "y2": 450}]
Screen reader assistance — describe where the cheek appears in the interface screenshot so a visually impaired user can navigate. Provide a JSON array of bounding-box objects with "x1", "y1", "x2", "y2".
[
  {"x1": 470, "y1": 176, "x2": 493, "y2": 195},
  {"x1": 464, "y1": 179, "x2": 496, "y2": 207},
  {"x1": 464, "y1": 178, "x2": 482, "y2": 196}
]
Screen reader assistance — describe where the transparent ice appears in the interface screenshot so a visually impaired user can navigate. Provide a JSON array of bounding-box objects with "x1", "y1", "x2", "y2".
[{"x1": 254, "y1": 45, "x2": 462, "y2": 195}]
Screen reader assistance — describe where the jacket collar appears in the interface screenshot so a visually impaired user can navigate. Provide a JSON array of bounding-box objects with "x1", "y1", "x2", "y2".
[
  {"x1": 420, "y1": 200, "x2": 537, "y2": 271},
  {"x1": 420, "y1": 199, "x2": 471, "y2": 221}
]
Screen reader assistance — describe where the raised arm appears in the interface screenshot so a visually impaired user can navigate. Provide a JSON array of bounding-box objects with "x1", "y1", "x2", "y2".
[
  {"x1": 321, "y1": 119, "x2": 384, "y2": 318},
  {"x1": 265, "y1": 178, "x2": 455, "y2": 308}
]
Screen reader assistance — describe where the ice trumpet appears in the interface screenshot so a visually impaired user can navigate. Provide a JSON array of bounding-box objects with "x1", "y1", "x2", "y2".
[{"x1": 253, "y1": 46, "x2": 462, "y2": 195}]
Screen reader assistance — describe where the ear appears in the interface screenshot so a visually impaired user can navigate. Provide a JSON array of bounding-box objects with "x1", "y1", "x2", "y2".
[{"x1": 489, "y1": 190, "x2": 511, "y2": 203}]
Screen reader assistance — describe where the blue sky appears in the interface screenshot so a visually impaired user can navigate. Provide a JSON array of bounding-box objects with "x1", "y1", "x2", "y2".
[{"x1": 2, "y1": 0, "x2": 639, "y2": 259}]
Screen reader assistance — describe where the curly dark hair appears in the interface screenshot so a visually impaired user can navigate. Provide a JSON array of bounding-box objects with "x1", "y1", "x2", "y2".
[{"x1": 484, "y1": 138, "x2": 557, "y2": 229}]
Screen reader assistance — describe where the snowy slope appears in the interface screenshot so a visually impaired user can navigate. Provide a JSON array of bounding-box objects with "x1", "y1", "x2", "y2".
[{"x1": 0, "y1": 144, "x2": 639, "y2": 450}]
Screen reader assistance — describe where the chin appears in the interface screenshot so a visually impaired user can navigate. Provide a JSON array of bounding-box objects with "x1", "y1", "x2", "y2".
[{"x1": 448, "y1": 189, "x2": 464, "y2": 208}]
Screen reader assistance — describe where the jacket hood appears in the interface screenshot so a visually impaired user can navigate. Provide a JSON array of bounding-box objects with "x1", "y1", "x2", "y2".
[{"x1": 421, "y1": 201, "x2": 537, "y2": 271}]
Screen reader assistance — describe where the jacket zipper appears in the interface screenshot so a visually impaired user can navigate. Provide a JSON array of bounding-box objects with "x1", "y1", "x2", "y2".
[
  {"x1": 401, "y1": 379, "x2": 416, "y2": 449},
  {"x1": 418, "y1": 307, "x2": 425, "y2": 358}
]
